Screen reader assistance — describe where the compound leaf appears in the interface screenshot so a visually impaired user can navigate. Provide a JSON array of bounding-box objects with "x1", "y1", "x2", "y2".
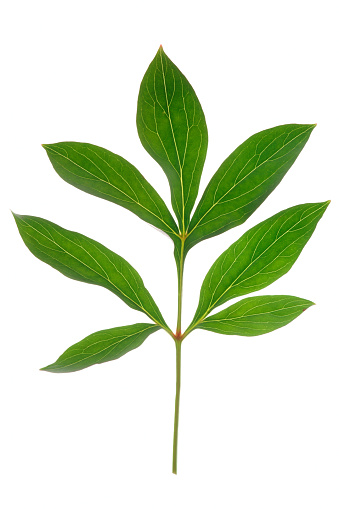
[
  {"x1": 42, "y1": 142, "x2": 179, "y2": 241},
  {"x1": 186, "y1": 124, "x2": 316, "y2": 252},
  {"x1": 191, "y1": 201, "x2": 329, "y2": 326},
  {"x1": 41, "y1": 323, "x2": 160, "y2": 373},
  {"x1": 13, "y1": 214, "x2": 168, "y2": 328},
  {"x1": 137, "y1": 46, "x2": 208, "y2": 231},
  {"x1": 198, "y1": 295, "x2": 314, "y2": 336}
]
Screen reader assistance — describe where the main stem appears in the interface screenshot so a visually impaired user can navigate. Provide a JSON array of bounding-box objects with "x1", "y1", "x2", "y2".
[
  {"x1": 172, "y1": 234, "x2": 185, "y2": 474},
  {"x1": 172, "y1": 339, "x2": 181, "y2": 474}
]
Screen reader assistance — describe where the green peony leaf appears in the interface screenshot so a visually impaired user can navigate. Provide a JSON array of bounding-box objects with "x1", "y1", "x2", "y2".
[
  {"x1": 13, "y1": 46, "x2": 331, "y2": 474},
  {"x1": 41, "y1": 323, "x2": 160, "y2": 373},
  {"x1": 191, "y1": 201, "x2": 329, "y2": 327},
  {"x1": 13, "y1": 214, "x2": 168, "y2": 329},
  {"x1": 137, "y1": 46, "x2": 208, "y2": 232},
  {"x1": 198, "y1": 295, "x2": 314, "y2": 336},
  {"x1": 186, "y1": 124, "x2": 316, "y2": 252},
  {"x1": 42, "y1": 142, "x2": 179, "y2": 241}
]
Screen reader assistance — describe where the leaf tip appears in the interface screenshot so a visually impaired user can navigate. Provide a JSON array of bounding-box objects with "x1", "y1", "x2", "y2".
[
  {"x1": 11, "y1": 211, "x2": 20, "y2": 222},
  {"x1": 157, "y1": 44, "x2": 165, "y2": 56},
  {"x1": 304, "y1": 123, "x2": 317, "y2": 135},
  {"x1": 40, "y1": 364, "x2": 55, "y2": 373},
  {"x1": 317, "y1": 200, "x2": 331, "y2": 213},
  {"x1": 302, "y1": 300, "x2": 315, "y2": 312},
  {"x1": 322, "y1": 199, "x2": 331, "y2": 212},
  {"x1": 41, "y1": 143, "x2": 52, "y2": 152}
]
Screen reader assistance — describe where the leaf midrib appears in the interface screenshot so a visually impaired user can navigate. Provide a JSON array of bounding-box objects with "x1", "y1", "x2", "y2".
[
  {"x1": 159, "y1": 50, "x2": 186, "y2": 232},
  {"x1": 205, "y1": 305, "x2": 306, "y2": 322}
]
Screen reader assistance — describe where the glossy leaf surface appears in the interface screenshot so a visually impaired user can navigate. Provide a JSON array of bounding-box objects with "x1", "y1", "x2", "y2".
[
  {"x1": 192, "y1": 201, "x2": 329, "y2": 326},
  {"x1": 42, "y1": 142, "x2": 179, "y2": 240},
  {"x1": 13, "y1": 214, "x2": 167, "y2": 327},
  {"x1": 137, "y1": 46, "x2": 208, "y2": 231},
  {"x1": 186, "y1": 124, "x2": 316, "y2": 252},
  {"x1": 198, "y1": 295, "x2": 314, "y2": 336},
  {"x1": 41, "y1": 323, "x2": 160, "y2": 373}
]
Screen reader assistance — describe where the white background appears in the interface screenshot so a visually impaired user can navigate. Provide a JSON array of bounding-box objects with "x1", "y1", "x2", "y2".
[{"x1": 1, "y1": 1, "x2": 338, "y2": 507}]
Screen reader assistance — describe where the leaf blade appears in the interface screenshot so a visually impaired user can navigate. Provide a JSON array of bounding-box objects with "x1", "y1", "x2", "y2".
[
  {"x1": 13, "y1": 214, "x2": 168, "y2": 328},
  {"x1": 186, "y1": 124, "x2": 316, "y2": 251},
  {"x1": 192, "y1": 201, "x2": 329, "y2": 325},
  {"x1": 198, "y1": 295, "x2": 314, "y2": 336},
  {"x1": 137, "y1": 46, "x2": 208, "y2": 230},
  {"x1": 41, "y1": 323, "x2": 160, "y2": 373},
  {"x1": 42, "y1": 142, "x2": 179, "y2": 240}
]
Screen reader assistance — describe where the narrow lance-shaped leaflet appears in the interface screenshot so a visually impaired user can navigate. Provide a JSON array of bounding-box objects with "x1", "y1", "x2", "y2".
[
  {"x1": 42, "y1": 142, "x2": 179, "y2": 242},
  {"x1": 137, "y1": 46, "x2": 208, "y2": 232},
  {"x1": 186, "y1": 124, "x2": 316, "y2": 253},
  {"x1": 198, "y1": 295, "x2": 314, "y2": 336},
  {"x1": 190, "y1": 201, "x2": 329, "y2": 328},
  {"x1": 13, "y1": 214, "x2": 168, "y2": 329},
  {"x1": 41, "y1": 323, "x2": 161, "y2": 373}
]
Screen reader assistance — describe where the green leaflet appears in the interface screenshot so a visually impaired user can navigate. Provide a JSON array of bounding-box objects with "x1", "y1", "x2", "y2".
[
  {"x1": 186, "y1": 124, "x2": 316, "y2": 252},
  {"x1": 191, "y1": 201, "x2": 329, "y2": 327},
  {"x1": 137, "y1": 46, "x2": 208, "y2": 231},
  {"x1": 42, "y1": 142, "x2": 179, "y2": 241},
  {"x1": 13, "y1": 214, "x2": 168, "y2": 328},
  {"x1": 41, "y1": 323, "x2": 160, "y2": 373},
  {"x1": 198, "y1": 295, "x2": 314, "y2": 336}
]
